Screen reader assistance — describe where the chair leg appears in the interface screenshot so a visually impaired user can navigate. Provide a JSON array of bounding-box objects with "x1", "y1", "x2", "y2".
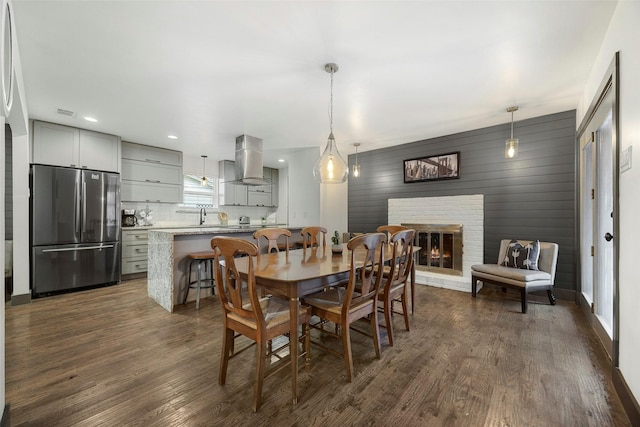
[
  {"x1": 303, "y1": 321, "x2": 311, "y2": 367},
  {"x1": 183, "y1": 260, "x2": 193, "y2": 304},
  {"x1": 521, "y1": 289, "x2": 528, "y2": 314},
  {"x1": 384, "y1": 297, "x2": 394, "y2": 346},
  {"x1": 401, "y1": 293, "x2": 410, "y2": 332},
  {"x1": 547, "y1": 289, "x2": 557, "y2": 305},
  {"x1": 253, "y1": 342, "x2": 266, "y2": 412},
  {"x1": 219, "y1": 328, "x2": 233, "y2": 385},
  {"x1": 195, "y1": 261, "x2": 203, "y2": 310},
  {"x1": 342, "y1": 324, "x2": 353, "y2": 383},
  {"x1": 370, "y1": 307, "x2": 381, "y2": 359},
  {"x1": 471, "y1": 277, "x2": 478, "y2": 297}
]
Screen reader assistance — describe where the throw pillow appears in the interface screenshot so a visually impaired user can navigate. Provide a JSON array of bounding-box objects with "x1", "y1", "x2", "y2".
[{"x1": 502, "y1": 240, "x2": 540, "y2": 270}]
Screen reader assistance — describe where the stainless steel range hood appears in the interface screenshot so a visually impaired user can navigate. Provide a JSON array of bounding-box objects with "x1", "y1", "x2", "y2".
[{"x1": 232, "y1": 135, "x2": 269, "y2": 186}]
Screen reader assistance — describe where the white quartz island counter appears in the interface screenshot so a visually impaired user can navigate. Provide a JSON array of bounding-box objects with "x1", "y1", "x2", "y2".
[{"x1": 147, "y1": 226, "x2": 303, "y2": 312}]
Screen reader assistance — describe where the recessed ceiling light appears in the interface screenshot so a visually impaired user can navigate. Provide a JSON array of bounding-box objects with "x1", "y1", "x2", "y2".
[
  {"x1": 84, "y1": 116, "x2": 97, "y2": 123},
  {"x1": 167, "y1": 135, "x2": 178, "y2": 140},
  {"x1": 278, "y1": 159, "x2": 285, "y2": 163}
]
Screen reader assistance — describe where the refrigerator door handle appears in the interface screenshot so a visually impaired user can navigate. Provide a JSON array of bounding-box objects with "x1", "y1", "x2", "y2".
[
  {"x1": 82, "y1": 180, "x2": 87, "y2": 233},
  {"x1": 75, "y1": 180, "x2": 81, "y2": 237},
  {"x1": 41, "y1": 244, "x2": 115, "y2": 253}
]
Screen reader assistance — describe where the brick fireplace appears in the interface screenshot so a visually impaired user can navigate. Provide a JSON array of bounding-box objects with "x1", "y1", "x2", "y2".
[{"x1": 388, "y1": 195, "x2": 483, "y2": 292}]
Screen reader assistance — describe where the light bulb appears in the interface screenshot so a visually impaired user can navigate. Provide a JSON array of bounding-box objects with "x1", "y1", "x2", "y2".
[
  {"x1": 507, "y1": 146, "x2": 515, "y2": 158},
  {"x1": 201, "y1": 176, "x2": 207, "y2": 186}
]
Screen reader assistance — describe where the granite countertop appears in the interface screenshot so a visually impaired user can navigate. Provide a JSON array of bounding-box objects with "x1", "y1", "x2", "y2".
[{"x1": 144, "y1": 224, "x2": 302, "y2": 236}]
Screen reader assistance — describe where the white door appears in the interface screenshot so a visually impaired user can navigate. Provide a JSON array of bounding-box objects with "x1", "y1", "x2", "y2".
[{"x1": 579, "y1": 88, "x2": 615, "y2": 357}]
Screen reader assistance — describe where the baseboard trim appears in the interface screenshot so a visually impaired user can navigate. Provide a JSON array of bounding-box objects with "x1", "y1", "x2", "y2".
[
  {"x1": 11, "y1": 292, "x2": 31, "y2": 306},
  {"x1": 1, "y1": 403, "x2": 9, "y2": 427},
  {"x1": 613, "y1": 367, "x2": 640, "y2": 425}
]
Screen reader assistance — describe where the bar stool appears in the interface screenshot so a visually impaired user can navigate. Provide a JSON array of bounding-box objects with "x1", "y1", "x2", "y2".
[{"x1": 183, "y1": 251, "x2": 216, "y2": 309}]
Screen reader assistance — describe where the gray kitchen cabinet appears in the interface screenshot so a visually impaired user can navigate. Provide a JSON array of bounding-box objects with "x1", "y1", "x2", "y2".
[
  {"x1": 31, "y1": 120, "x2": 121, "y2": 172},
  {"x1": 122, "y1": 141, "x2": 182, "y2": 166},
  {"x1": 122, "y1": 229, "x2": 148, "y2": 275},
  {"x1": 121, "y1": 141, "x2": 183, "y2": 203},
  {"x1": 121, "y1": 180, "x2": 182, "y2": 204},
  {"x1": 219, "y1": 160, "x2": 247, "y2": 206},
  {"x1": 247, "y1": 190, "x2": 271, "y2": 207}
]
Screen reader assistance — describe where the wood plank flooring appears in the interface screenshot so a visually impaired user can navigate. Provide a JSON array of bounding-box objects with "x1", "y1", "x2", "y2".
[{"x1": 5, "y1": 280, "x2": 630, "y2": 426}]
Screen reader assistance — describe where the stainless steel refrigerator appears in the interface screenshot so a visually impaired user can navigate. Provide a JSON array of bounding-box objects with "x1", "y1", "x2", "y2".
[{"x1": 30, "y1": 164, "x2": 121, "y2": 295}]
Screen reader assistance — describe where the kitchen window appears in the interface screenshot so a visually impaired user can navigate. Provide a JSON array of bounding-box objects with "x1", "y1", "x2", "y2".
[{"x1": 182, "y1": 174, "x2": 217, "y2": 208}]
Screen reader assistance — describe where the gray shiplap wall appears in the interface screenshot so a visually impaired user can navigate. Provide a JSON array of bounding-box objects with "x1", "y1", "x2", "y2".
[
  {"x1": 347, "y1": 110, "x2": 576, "y2": 291},
  {"x1": 5, "y1": 124, "x2": 12, "y2": 240}
]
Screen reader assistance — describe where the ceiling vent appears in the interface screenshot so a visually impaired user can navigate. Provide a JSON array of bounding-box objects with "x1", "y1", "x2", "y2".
[{"x1": 56, "y1": 108, "x2": 76, "y2": 118}]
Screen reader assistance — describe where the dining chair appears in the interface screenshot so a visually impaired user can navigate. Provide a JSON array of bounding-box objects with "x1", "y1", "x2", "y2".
[
  {"x1": 253, "y1": 227, "x2": 292, "y2": 254},
  {"x1": 303, "y1": 232, "x2": 386, "y2": 382},
  {"x1": 211, "y1": 236, "x2": 311, "y2": 412},
  {"x1": 376, "y1": 225, "x2": 408, "y2": 242},
  {"x1": 378, "y1": 228, "x2": 415, "y2": 346},
  {"x1": 300, "y1": 226, "x2": 327, "y2": 250}
]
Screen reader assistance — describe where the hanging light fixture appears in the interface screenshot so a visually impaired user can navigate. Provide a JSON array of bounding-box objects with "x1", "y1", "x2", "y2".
[
  {"x1": 505, "y1": 106, "x2": 519, "y2": 159},
  {"x1": 313, "y1": 63, "x2": 348, "y2": 184},
  {"x1": 201, "y1": 155, "x2": 208, "y2": 186},
  {"x1": 352, "y1": 143, "x2": 361, "y2": 178}
]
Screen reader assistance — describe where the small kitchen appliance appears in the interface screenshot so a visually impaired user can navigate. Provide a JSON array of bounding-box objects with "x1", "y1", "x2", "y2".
[
  {"x1": 239, "y1": 216, "x2": 250, "y2": 226},
  {"x1": 122, "y1": 209, "x2": 137, "y2": 227}
]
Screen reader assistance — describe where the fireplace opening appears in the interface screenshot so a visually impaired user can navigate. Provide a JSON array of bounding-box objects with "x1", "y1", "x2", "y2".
[{"x1": 402, "y1": 224, "x2": 463, "y2": 276}]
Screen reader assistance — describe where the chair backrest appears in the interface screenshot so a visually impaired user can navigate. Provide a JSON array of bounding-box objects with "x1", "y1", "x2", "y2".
[
  {"x1": 383, "y1": 229, "x2": 415, "y2": 292},
  {"x1": 497, "y1": 239, "x2": 559, "y2": 284},
  {"x1": 300, "y1": 226, "x2": 327, "y2": 249},
  {"x1": 253, "y1": 227, "x2": 291, "y2": 254},
  {"x1": 376, "y1": 225, "x2": 408, "y2": 243},
  {"x1": 344, "y1": 233, "x2": 386, "y2": 308},
  {"x1": 211, "y1": 237, "x2": 264, "y2": 326}
]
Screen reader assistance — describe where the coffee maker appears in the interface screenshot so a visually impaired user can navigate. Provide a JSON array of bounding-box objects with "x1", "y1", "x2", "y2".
[{"x1": 122, "y1": 209, "x2": 137, "y2": 227}]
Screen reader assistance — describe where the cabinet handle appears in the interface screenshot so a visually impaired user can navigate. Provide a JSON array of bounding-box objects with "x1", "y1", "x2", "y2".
[
  {"x1": 145, "y1": 179, "x2": 161, "y2": 183},
  {"x1": 70, "y1": 164, "x2": 76, "y2": 167},
  {"x1": 144, "y1": 159, "x2": 161, "y2": 163}
]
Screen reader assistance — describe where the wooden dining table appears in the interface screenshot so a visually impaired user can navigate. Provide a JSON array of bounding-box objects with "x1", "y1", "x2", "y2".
[{"x1": 234, "y1": 242, "x2": 418, "y2": 405}]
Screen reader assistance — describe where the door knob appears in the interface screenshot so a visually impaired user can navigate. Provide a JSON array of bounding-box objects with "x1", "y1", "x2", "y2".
[{"x1": 604, "y1": 232, "x2": 614, "y2": 242}]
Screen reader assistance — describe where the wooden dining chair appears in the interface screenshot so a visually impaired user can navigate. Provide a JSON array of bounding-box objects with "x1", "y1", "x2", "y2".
[
  {"x1": 211, "y1": 236, "x2": 311, "y2": 412},
  {"x1": 303, "y1": 232, "x2": 386, "y2": 382},
  {"x1": 253, "y1": 227, "x2": 292, "y2": 254},
  {"x1": 378, "y1": 228, "x2": 415, "y2": 346},
  {"x1": 376, "y1": 225, "x2": 408, "y2": 242},
  {"x1": 300, "y1": 226, "x2": 327, "y2": 250}
]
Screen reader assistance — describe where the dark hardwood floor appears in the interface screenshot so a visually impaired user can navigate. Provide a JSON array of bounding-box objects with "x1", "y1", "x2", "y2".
[{"x1": 5, "y1": 280, "x2": 630, "y2": 426}]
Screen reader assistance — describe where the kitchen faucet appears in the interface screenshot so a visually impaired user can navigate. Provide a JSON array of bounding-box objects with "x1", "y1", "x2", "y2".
[{"x1": 199, "y1": 207, "x2": 207, "y2": 225}]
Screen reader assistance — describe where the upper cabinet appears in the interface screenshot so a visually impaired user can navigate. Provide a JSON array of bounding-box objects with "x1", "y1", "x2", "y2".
[
  {"x1": 121, "y1": 141, "x2": 183, "y2": 203},
  {"x1": 31, "y1": 120, "x2": 121, "y2": 172}
]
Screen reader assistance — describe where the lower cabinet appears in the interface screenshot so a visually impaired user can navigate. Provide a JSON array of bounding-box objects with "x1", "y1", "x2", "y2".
[{"x1": 122, "y1": 230, "x2": 149, "y2": 275}]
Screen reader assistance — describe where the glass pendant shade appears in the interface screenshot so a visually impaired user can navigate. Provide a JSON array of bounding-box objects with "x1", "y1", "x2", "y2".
[
  {"x1": 313, "y1": 132, "x2": 349, "y2": 184},
  {"x1": 201, "y1": 155, "x2": 208, "y2": 186},
  {"x1": 505, "y1": 138, "x2": 518, "y2": 159},
  {"x1": 352, "y1": 163, "x2": 361, "y2": 178}
]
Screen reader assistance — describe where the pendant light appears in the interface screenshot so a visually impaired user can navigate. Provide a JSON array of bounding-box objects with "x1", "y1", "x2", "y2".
[
  {"x1": 201, "y1": 155, "x2": 208, "y2": 186},
  {"x1": 352, "y1": 143, "x2": 361, "y2": 178},
  {"x1": 313, "y1": 63, "x2": 348, "y2": 184},
  {"x1": 505, "y1": 106, "x2": 519, "y2": 159}
]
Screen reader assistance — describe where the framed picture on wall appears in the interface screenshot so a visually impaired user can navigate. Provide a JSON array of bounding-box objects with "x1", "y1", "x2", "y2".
[{"x1": 403, "y1": 151, "x2": 460, "y2": 183}]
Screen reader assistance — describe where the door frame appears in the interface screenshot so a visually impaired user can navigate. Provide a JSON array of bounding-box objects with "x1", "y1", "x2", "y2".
[{"x1": 576, "y1": 52, "x2": 620, "y2": 366}]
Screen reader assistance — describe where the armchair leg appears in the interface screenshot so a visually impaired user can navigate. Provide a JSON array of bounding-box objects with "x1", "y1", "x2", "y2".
[
  {"x1": 471, "y1": 276, "x2": 478, "y2": 298},
  {"x1": 547, "y1": 290, "x2": 557, "y2": 305},
  {"x1": 521, "y1": 289, "x2": 528, "y2": 314}
]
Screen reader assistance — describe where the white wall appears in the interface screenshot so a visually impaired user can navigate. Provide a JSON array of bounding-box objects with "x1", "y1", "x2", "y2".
[
  {"x1": 577, "y1": 0, "x2": 640, "y2": 405},
  {"x1": 287, "y1": 148, "x2": 321, "y2": 227}
]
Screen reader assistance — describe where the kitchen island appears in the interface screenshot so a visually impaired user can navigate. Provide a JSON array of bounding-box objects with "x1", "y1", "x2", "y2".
[{"x1": 147, "y1": 226, "x2": 303, "y2": 312}]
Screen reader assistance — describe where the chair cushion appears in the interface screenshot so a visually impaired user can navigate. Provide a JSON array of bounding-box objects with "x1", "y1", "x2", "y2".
[
  {"x1": 228, "y1": 296, "x2": 291, "y2": 329},
  {"x1": 304, "y1": 287, "x2": 371, "y2": 315},
  {"x1": 502, "y1": 240, "x2": 540, "y2": 270},
  {"x1": 471, "y1": 264, "x2": 551, "y2": 286}
]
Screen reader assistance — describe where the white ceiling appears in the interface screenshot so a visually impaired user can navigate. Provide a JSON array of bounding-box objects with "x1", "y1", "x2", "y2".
[{"x1": 12, "y1": 1, "x2": 617, "y2": 167}]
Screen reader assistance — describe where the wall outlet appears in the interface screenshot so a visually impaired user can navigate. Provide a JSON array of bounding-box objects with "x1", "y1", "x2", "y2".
[{"x1": 621, "y1": 145, "x2": 632, "y2": 173}]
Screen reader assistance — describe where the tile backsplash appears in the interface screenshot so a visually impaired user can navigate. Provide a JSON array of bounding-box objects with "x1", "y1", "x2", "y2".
[{"x1": 120, "y1": 202, "x2": 279, "y2": 227}]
